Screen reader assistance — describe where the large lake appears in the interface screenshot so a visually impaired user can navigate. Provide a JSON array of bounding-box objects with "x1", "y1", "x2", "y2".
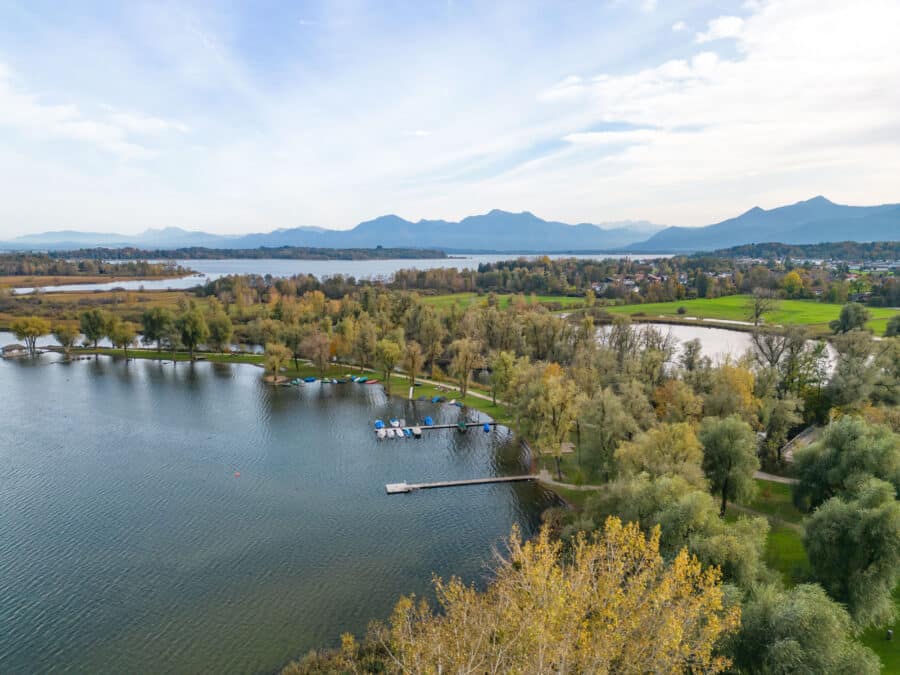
[
  {"x1": 0, "y1": 348, "x2": 556, "y2": 673},
  {"x1": 13, "y1": 253, "x2": 671, "y2": 294}
]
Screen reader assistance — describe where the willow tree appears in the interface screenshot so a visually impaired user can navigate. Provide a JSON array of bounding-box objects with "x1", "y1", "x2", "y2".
[
  {"x1": 264, "y1": 342, "x2": 292, "y2": 380},
  {"x1": 376, "y1": 338, "x2": 402, "y2": 395},
  {"x1": 12, "y1": 316, "x2": 51, "y2": 356},
  {"x1": 449, "y1": 337, "x2": 482, "y2": 399},
  {"x1": 52, "y1": 323, "x2": 79, "y2": 358},
  {"x1": 402, "y1": 341, "x2": 424, "y2": 388}
]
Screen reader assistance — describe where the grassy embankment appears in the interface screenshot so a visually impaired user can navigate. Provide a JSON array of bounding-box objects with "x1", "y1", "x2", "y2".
[{"x1": 603, "y1": 295, "x2": 897, "y2": 336}]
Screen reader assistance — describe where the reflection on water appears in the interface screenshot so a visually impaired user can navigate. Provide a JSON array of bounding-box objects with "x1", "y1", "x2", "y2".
[{"x1": 0, "y1": 354, "x2": 555, "y2": 673}]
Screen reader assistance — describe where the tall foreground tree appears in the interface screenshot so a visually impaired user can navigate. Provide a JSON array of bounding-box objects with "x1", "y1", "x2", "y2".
[
  {"x1": 206, "y1": 311, "x2": 233, "y2": 354},
  {"x1": 615, "y1": 422, "x2": 706, "y2": 488},
  {"x1": 401, "y1": 340, "x2": 423, "y2": 388},
  {"x1": 52, "y1": 323, "x2": 79, "y2": 357},
  {"x1": 746, "y1": 288, "x2": 779, "y2": 326},
  {"x1": 140, "y1": 307, "x2": 174, "y2": 352},
  {"x1": 375, "y1": 339, "x2": 402, "y2": 395},
  {"x1": 699, "y1": 415, "x2": 760, "y2": 516},
  {"x1": 107, "y1": 319, "x2": 137, "y2": 360},
  {"x1": 792, "y1": 416, "x2": 899, "y2": 511},
  {"x1": 803, "y1": 478, "x2": 900, "y2": 629},
  {"x1": 79, "y1": 308, "x2": 108, "y2": 351},
  {"x1": 264, "y1": 342, "x2": 292, "y2": 380},
  {"x1": 729, "y1": 584, "x2": 880, "y2": 674},
  {"x1": 176, "y1": 306, "x2": 209, "y2": 360},
  {"x1": 513, "y1": 362, "x2": 581, "y2": 479},
  {"x1": 830, "y1": 301, "x2": 870, "y2": 333},
  {"x1": 11, "y1": 316, "x2": 50, "y2": 356},
  {"x1": 291, "y1": 518, "x2": 739, "y2": 673},
  {"x1": 449, "y1": 337, "x2": 482, "y2": 399}
]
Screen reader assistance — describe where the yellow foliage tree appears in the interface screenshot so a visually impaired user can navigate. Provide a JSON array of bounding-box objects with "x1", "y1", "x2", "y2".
[
  {"x1": 615, "y1": 422, "x2": 706, "y2": 487},
  {"x1": 341, "y1": 518, "x2": 739, "y2": 674}
]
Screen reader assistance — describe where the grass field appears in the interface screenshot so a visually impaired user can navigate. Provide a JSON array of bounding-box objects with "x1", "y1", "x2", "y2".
[
  {"x1": 862, "y1": 586, "x2": 899, "y2": 672},
  {"x1": 604, "y1": 295, "x2": 897, "y2": 335},
  {"x1": 742, "y1": 479, "x2": 804, "y2": 523},
  {"x1": 421, "y1": 292, "x2": 585, "y2": 310}
]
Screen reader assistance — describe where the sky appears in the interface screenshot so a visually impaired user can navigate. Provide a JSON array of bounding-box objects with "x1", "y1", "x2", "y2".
[{"x1": 0, "y1": 0, "x2": 899, "y2": 237}]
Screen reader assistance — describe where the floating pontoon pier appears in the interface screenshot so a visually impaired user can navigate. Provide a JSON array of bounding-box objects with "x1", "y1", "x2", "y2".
[
  {"x1": 385, "y1": 475, "x2": 536, "y2": 494},
  {"x1": 374, "y1": 421, "x2": 498, "y2": 437}
]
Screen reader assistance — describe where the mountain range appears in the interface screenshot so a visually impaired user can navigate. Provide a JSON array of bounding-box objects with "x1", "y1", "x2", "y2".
[{"x1": 2, "y1": 197, "x2": 897, "y2": 253}]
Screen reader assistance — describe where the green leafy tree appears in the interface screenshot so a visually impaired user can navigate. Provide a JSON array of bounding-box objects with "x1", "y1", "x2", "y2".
[
  {"x1": 264, "y1": 342, "x2": 292, "y2": 379},
  {"x1": 52, "y1": 323, "x2": 79, "y2": 357},
  {"x1": 206, "y1": 311, "x2": 233, "y2": 353},
  {"x1": 759, "y1": 394, "x2": 803, "y2": 467},
  {"x1": 699, "y1": 415, "x2": 760, "y2": 516},
  {"x1": 353, "y1": 313, "x2": 378, "y2": 369},
  {"x1": 830, "y1": 301, "x2": 870, "y2": 333},
  {"x1": 827, "y1": 330, "x2": 877, "y2": 409},
  {"x1": 12, "y1": 316, "x2": 51, "y2": 356},
  {"x1": 792, "y1": 416, "x2": 899, "y2": 511},
  {"x1": 79, "y1": 308, "x2": 109, "y2": 350},
  {"x1": 580, "y1": 386, "x2": 638, "y2": 480},
  {"x1": 803, "y1": 478, "x2": 900, "y2": 628},
  {"x1": 615, "y1": 422, "x2": 706, "y2": 488},
  {"x1": 375, "y1": 338, "x2": 402, "y2": 394},
  {"x1": 746, "y1": 288, "x2": 779, "y2": 326},
  {"x1": 488, "y1": 350, "x2": 516, "y2": 406},
  {"x1": 107, "y1": 319, "x2": 137, "y2": 360},
  {"x1": 886, "y1": 314, "x2": 900, "y2": 337},
  {"x1": 449, "y1": 337, "x2": 482, "y2": 399},
  {"x1": 176, "y1": 306, "x2": 209, "y2": 360},
  {"x1": 729, "y1": 584, "x2": 881, "y2": 674},
  {"x1": 140, "y1": 307, "x2": 174, "y2": 352},
  {"x1": 402, "y1": 340, "x2": 424, "y2": 388}
]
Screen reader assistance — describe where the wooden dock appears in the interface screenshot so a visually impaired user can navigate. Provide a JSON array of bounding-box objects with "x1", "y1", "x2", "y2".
[
  {"x1": 385, "y1": 475, "x2": 536, "y2": 494},
  {"x1": 376, "y1": 421, "x2": 497, "y2": 434}
]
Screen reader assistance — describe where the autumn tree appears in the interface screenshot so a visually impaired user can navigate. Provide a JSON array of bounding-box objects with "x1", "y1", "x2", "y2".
[
  {"x1": 52, "y1": 323, "x2": 79, "y2": 357},
  {"x1": 402, "y1": 340, "x2": 424, "y2": 388},
  {"x1": 699, "y1": 415, "x2": 760, "y2": 516},
  {"x1": 353, "y1": 313, "x2": 378, "y2": 369},
  {"x1": 107, "y1": 319, "x2": 137, "y2": 360},
  {"x1": 488, "y1": 349, "x2": 516, "y2": 406},
  {"x1": 302, "y1": 331, "x2": 332, "y2": 378},
  {"x1": 354, "y1": 519, "x2": 739, "y2": 673},
  {"x1": 12, "y1": 316, "x2": 51, "y2": 356},
  {"x1": 448, "y1": 337, "x2": 482, "y2": 399},
  {"x1": 615, "y1": 422, "x2": 706, "y2": 487},
  {"x1": 264, "y1": 342, "x2": 292, "y2": 380},
  {"x1": 513, "y1": 362, "x2": 581, "y2": 479},
  {"x1": 375, "y1": 338, "x2": 402, "y2": 394},
  {"x1": 746, "y1": 288, "x2": 779, "y2": 326},
  {"x1": 653, "y1": 379, "x2": 703, "y2": 424}
]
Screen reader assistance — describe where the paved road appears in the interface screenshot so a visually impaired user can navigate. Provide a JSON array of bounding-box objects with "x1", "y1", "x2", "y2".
[{"x1": 754, "y1": 470, "x2": 799, "y2": 485}]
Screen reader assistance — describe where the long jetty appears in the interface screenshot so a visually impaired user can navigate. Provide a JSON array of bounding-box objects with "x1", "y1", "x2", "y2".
[{"x1": 385, "y1": 475, "x2": 536, "y2": 494}]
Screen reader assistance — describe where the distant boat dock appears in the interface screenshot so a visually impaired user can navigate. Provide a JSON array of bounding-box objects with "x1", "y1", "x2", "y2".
[{"x1": 386, "y1": 475, "x2": 537, "y2": 494}]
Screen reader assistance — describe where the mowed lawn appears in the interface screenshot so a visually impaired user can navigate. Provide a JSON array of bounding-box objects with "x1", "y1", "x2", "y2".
[
  {"x1": 604, "y1": 295, "x2": 897, "y2": 334},
  {"x1": 421, "y1": 292, "x2": 585, "y2": 310}
]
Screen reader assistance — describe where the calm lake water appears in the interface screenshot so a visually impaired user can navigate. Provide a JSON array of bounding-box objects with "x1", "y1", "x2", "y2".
[
  {"x1": 0, "y1": 351, "x2": 556, "y2": 673},
  {"x1": 13, "y1": 253, "x2": 671, "y2": 294}
]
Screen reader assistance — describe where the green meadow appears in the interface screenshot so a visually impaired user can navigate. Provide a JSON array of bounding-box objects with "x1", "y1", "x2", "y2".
[{"x1": 603, "y1": 294, "x2": 897, "y2": 335}]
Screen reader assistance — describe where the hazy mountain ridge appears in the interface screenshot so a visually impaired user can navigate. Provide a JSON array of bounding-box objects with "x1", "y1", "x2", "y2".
[
  {"x1": 3, "y1": 198, "x2": 896, "y2": 253},
  {"x1": 631, "y1": 197, "x2": 900, "y2": 251},
  {"x1": 1, "y1": 211, "x2": 665, "y2": 252}
]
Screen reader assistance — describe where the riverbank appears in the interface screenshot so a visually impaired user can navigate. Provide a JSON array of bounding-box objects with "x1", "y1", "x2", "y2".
[{"x1": 0, "y1": 271, "x2": 195, "y2": 291}]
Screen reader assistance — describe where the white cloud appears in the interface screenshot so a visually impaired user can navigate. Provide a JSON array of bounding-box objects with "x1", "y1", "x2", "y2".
[
  {"x1": 695, "y1": 15, "x2": 744, "y2": 43},
  {"x1": 563, "y1": 128, "x2": 659, "y2": 146},
  {"x1": 672, "y1": 21, "x2": 687, "y2": 32},
  {"x1": 0, "y1": 64, "x2": 188, "y2": 159},
  {"x1": 641, "y1": 0, "x2": 658, "y2": 13}
]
